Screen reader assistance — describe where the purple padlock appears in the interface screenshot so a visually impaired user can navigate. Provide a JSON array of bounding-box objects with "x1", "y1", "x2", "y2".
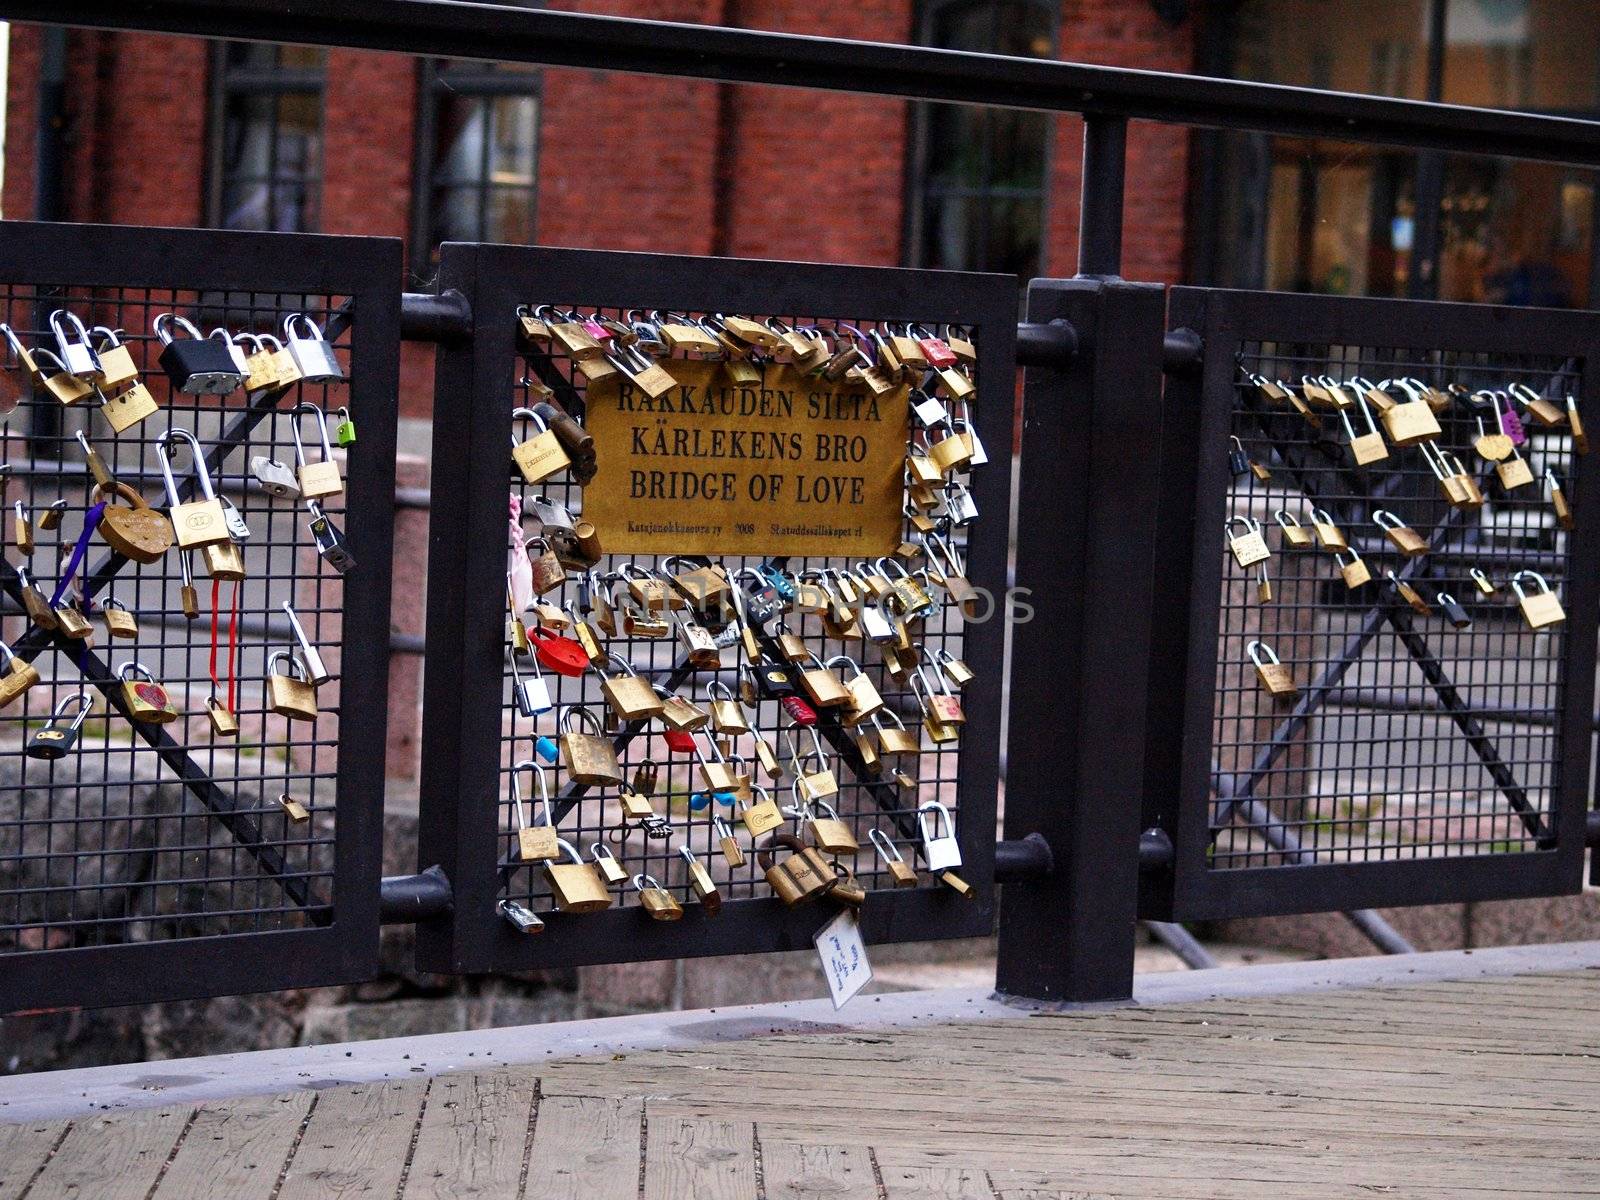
[{"x1": 1500, "y1": 404, "x2": 1527, "y2": 446}]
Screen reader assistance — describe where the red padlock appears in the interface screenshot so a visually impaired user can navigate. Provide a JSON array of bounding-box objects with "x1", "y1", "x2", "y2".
[
  {"x1": 917, "y1": 331, "x2": 959, "y2": 370},
  {"x1": 531, "y1": 627, "x2": 589, "y2": 678},
  {"x1": 662, "y1": 728, "x2": 696, "y2": 754},
  {"x1": 780, "y1": 696, "x2": 817, "y2": 727}
]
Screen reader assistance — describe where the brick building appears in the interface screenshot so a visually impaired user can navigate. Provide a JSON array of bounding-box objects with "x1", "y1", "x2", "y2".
[{"x1": 1, "y1": 1, "x2": 1596, "y2": 425}]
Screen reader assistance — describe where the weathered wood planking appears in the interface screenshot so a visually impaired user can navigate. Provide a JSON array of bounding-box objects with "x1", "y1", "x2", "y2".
[
  {"x1": 27, "y1": 1106, "x2": 193, "y2": 1200},
  {"x1": 760, "y1": 1141, "x2": 879, "y2": 1200},
  {"x1": 523, "y1": 1093, "x2": 642, "y2": 1200},
  {"x1": 643, "y1": 1114, "x2": 757, "y2": 1200},
  {"x1": 0, "y1": 1119, "x2": 69, "y2": 1200},
  {"x1": 400, "y1": 1071, "x2": 537, "y2": 1199},
  {"x1": 149, "y1": 1092, "x2": 312, "y2": 1200},
  {"x1": 276, "y1": 1080, "x2": 427, "y2": 1200}
]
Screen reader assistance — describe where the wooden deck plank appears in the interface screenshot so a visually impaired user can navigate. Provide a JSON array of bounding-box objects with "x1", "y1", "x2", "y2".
[
  {"x1": 0, "y1": 1119, "x2": 69, "y2": 1200},
  {"x1": 643, "y1": 1113, "x2": 756, "y2": 1200},
  {"x1": 760, "y1": 1141, "x2": 878, "y2": 1200},
  {"x1": 277, "y1": 1079, "x2": 427, "y2": 1200},
  {"x1": 150, "y1": 1092, "x2": 312, "y2": 1200},
  {"x1": 26, "y1": 1106, "x2": 193, "y2": 1200},
  {"x1": 401, "y1": 1071, "x2": 536, "y2": 1199},
  {"x1": 523, "y1": 1093, "x2": 642, "y2": 1200},
  {"x1": 873, "y1": 1150, "x2": 993, "y2": 1199}
]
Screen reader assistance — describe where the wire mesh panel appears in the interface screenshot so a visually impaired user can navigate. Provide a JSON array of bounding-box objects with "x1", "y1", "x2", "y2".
[
  {"x1": 1146, "y1": 288, "x2": 1599, "y2": 920},
  {"x1": 0, "y1": 222, "x2": 398, "y2": 1011},
  {"x1": 419, "y1": 246, "x2": 1013, "y2": 972}
]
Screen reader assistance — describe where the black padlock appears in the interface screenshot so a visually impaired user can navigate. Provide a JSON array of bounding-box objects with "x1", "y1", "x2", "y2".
[
  {"x1": 751, "y1": 662, "x2": 799, "y2": 698},
  {"x1": 1438, "y1": 591, "x2": 1473, "y2": 630},
  {"x1": 154, "y1": 313, "x2": 247, "y2": 395},
  {"x1": 1228, "y1": 435, "x2": 1250, "y2": 478},
  {"x1": 26, "y1": 690, "x2": 93, "y2": 760}
]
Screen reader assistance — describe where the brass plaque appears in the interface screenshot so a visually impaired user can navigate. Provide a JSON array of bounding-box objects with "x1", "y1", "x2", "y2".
[{"x1": 582, "y1": 359, "x2": 908, "y2": 557}]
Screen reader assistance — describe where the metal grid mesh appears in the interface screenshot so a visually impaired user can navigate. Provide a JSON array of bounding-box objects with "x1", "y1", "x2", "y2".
[
  {"x1": 500, "y1": 309, "x2": 980, "y2": 915},
  {"x1": 1213, "y1": 343, "x2": 1578, "y2": 870},
  {"x1": 0, "y1": 285, "x2": 352, "y2": 952}
]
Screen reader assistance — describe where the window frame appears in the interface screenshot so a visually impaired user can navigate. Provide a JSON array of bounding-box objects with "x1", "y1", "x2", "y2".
[
  {"x1": 409, "y1": 58, "x2": 544, "y2": 283},
  {"x1": 902, "y1": 0, "x2": 1061, "y2": 276},
  {"x1": 204, "y1": 41, "x2": 328, "y2": 234}
]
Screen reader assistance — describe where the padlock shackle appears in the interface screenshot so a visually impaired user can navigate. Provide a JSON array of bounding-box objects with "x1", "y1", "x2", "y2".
[
  {"x1": 917, "y1": 800, "x2": 953, "y2": 841},
  {"x1": 1510, "y1": 569, "x2": 1551, "y2": 599},
  {"x1": 153, "y1": 312, "x2": 205, "y2": 347},
  {"x1": 283, "y1": 313, "x2": 328, "y2": 344},
  {"x1": 50, "y1": 689, "x2": 95, "y2": 730},
  {"x1": 558, "y1": 703, "x2": 602, "y2": 736},
  {"x1": 547, "y1": 837, "x2": 581, "y2": 866},
  {"x1": 90, "y1": 325, "x2": 127, "y2": 350},
  {"x1": 117, "y1": 660, "x2": 156, "y2": 683},
  {"x1": 868, "y1": 827, "x2": 905, "y2": 865},
  {"x1": 631, "y1": 873, "x2": 663, "y2": 893},
  {"x1": 155, "y1": 428, "x2": 215, "y2": 503},
  {"x1": 49, "y1": 307, "x2": 93, "y2": 348},
  {"x1": 1245, "y1": 639, "x2": 1279, "y2": 668},
  {"x1": 823, "y1": 653, "x2": 862, "y2": 679}
]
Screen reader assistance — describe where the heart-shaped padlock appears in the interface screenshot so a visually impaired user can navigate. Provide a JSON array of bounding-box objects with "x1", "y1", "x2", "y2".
[{"x1": 96, "y1": 482, "x2": 174, "y2": 564}]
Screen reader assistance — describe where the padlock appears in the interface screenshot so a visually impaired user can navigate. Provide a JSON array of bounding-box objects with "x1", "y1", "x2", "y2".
[
  {"x1": 1225, "y1": 515, "x2": 1271, "y2": 569},
  {"x1": 53, "y1": 602, "x2": 92, "y2": 640},
  {"x1": 801, "y1": 795, "x2": 859, "y2": 855},
  {"x1": 1309, "y1": 508, "x2": 1347, "y2": 552},
  {"x1": 49, "y1": 309, "x2": 100, "y2": 377},
  {"x1": 633, "y1": 873, "x2": 684, "y2": 921},
  {"x1": 738, "y1": 783, "x2": 784, "y2": 837},
  {"x1": 619, "y1": 562, "x2": 674, "y2": 612},
  {"x1": 511, "y1": 760, "x2": 561, "y2": 862},
  {"x1": 33, "y1": 348, "x2": 95, "y2": 406},
  {"x1": 118, "y1": 661, "x2": 178, "y2": 724},
  {"x1": 334, "y1": 406, "x2": 357, "y2": 447},
  {"x1": 918, "y1": 800, "x2": 962, "y2": 871},
  {"x1": 787, "y1": 735, "x2": 839, "y2": 803},
  {"x1": 511, "y1": 407, "x2": 571, "y2": 485},
  {"x1": 620, "y1": 783, "x2": 659, "y2": 822},
  {"x1": 693, "y1": 730, "x2": 742, "y2": 793},
  {"x1": 26, "y1": 690, "x2": 94, "y2": 760},
  {"x1": 870, "y1": 828, "x2": 918, "y2": 888},
  {"x1": 1247, "y1": 640, "x2": 1297, "y2": 699},
  {"x1": 543, "y1": 839, "x2": 613, "y2": 913},
  {"x1": 251, "y1": 456, "x2": 301, "y2": 498},
  {"x1": 1380, "y1": 380, "x2": 1442, "y2": 446},
  {"x1": 558, "y1": 705, "x2": 623, "y2": 785},
  {"x1": 273, "y1": 794, "x2": 309, "y2": 823},
  {"x1": 510, "y1": 648, "x2": 552, "y2": 717},
  {"x1": 95, "y1": 481, "x2": 173, "y2": 565},
  {"x1": 1340, "y1": 392, "x2": 1389, "y2": 465},
  {"x1": 1470, "y1": 567, "x2": 1496, "y2": 596},
  {"x1": 873, "y1": 709, "x2": 921, "y2": 757},
  {"x1": 291, "y1": 403, "x2": 344, "y2": 499},
  {"x1": 678, "y1": 846, "x2": 722, "y2": 915},
  {"x1": 609, "y1": 339, "x2": 678, "y2": 399},
  {"x1": 705, "y1": 681, "x2": 750, "y2": 736},
  {"x1": 154, "y1": 313, "x2": 244, "y2": 394},
  {"x1": 676, "y1": 611, "x2": 722, "y2": 669},
  {"x1": 179, "y1": 551, "x2": 200, "y2": 619},
  {"x1": 1387, "y1": 570, "x2": 1432, "y2": 617},
  {"x1": 824, "y1": 655, "x2": 881, "y2": 727},
  {"x1": 499, "y1": 898, "x2": 545, "y2": 934},
  {"x1": 280, "y1": 601, "x2": 330, "y2": 685},
  {"x1": 1335, "y1": 546, "x2": 1371, "y2": 589},
  {"x1": 1227, "y1": 435, "x2": 1250, "y2": 477},
  {"x1": 916, "y1": 662, "x2": 965, "y2": 727},
  {"x1": 590, "y1": 842, "x2": 629, "y2": 886},
  {"x1": 206, "y1": 695, "x2": 240, "y2": 737},
  {"x1": 656, "y1": 684, "x2": 710, "y2": 733},
  {"x1": 283, "y1": 313, "x2": 344, "y2": 382},
  {"x1": 219, "y1": 496, "x2": 251, "y2": 544},
  {"x1": 798, "y1": 651, "x2": 850, "y2": 708},
  {"x1": 267, "y1": 650, "x2": 319, "y2": 722},
  {"x1": 942, "y1": 480, "x2": 978, "y2": 525},
  {"x1": 1373, "y1": 509, "x2": 1428, "y2": 558},
  {"x1": 1438, "y1": 592, "x2": 1472, "y2": 630},
  {"x1": 12, "y1": 501, "x2": 32, "y2": 555},
  {"x1": 933, "y1": 647, "x2": 974, "y2": 688},
  {"x1": 238, "y1": 333, "x2": 284, "y2": 392},
  {"x1": 101, "y1": 378, "x2": 159, "y2": 433},
  {"x1": 1547, "y1": 468, "x2": 1574, "y2": 531},
  {"x1": 17, "y1": 567, "x2": 56, "y2": 629},
  {"x1": 1510, "y1": 381, "x2": 1565, "y2": 428},
  {"x1": 526, "y1": 537, "x2": 566, "y2": 596},
  {"x1": 712, "y1": 815, "x2": 746, "y2": 868},
  {"x1": 156, "y1": 428, "x2": 230, "y2": 549},
  {"x1": 307, "y1": 501, "x2": 356, "y2": 575},
  {"x1": 1568, "y1": 395, "x2": 1587, "y2": 454},
  {"x1": 101, "y1": 597, "x2": 139, "y2": 639},
  {"x1": 36, "y1": 499, "x2": 67, "y2": 533},
  {"x1": 878, "y1": 556, "x2": 936, "y2": 618},
  {"x1": 202, "y1": 536, "x2": 246, "y2": 582},
  {"x1": 0, "y1": 640, "x2": 40, "y2": 709},
  {"x1": 89, "y1": 325, "x2": 139, "y2": 389},
  {"x1": 757, "y1": 832, "x2": 835, "y2": 906},
  {"x1": 599, "y1": 654, "x2": 665, "y2": 722},
  {"x1": 1510, "y1": 570, "x2": 1565, "y2": 629}
]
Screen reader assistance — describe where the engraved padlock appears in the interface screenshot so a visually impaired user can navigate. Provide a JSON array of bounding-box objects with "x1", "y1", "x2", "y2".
[
  {"x1": 156, "y1": 428, "x2": 230, "y2": 550},
  {"x1": 118, "y1": 661, "x2": 178, "y2": 724},
  {"x1": 291, "y1": 402, "x2": 344, "y2": 499}
]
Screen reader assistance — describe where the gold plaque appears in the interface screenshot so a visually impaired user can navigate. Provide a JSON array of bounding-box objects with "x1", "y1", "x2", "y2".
[{"x1": 582, "y1": 360, "x2": 908, "y2": 557}]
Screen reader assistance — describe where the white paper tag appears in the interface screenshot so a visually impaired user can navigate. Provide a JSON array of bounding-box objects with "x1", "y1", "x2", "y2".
[{"x1": 814, "y1": 909, "x2": 872, "y2": 1010}]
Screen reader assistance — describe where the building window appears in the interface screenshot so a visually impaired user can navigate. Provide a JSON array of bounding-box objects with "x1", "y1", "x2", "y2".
[
  {"x1": 207, "y1": 43, "x2": 326, "y2": 233},
  {"x1": 412, "y1": 61, "x2": 541, "y2": 279},
  {"x1": 906, "y1": 0, "x2": 1058, "y2": 276}
]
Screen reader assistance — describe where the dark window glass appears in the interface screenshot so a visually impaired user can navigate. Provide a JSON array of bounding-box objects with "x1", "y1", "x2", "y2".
[
  {"x1": 907, "y1": 1, "x2": 1057, "y2": 276},
  {"x1": 210, "y1": 44, "x2": 325, "y2": 233},
  {"x1": 415, "y1": 62, "x2": 541, "y2": 275}
]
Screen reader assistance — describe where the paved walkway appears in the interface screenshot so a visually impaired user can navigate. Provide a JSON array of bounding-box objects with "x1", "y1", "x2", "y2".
[{"x1": 1, "y1": 941, "x2": 1597, "y2": 1198}]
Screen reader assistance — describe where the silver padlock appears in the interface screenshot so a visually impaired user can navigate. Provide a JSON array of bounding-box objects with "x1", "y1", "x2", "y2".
[
  {"x1": 282, "y1": 600, "x2": 331, "y2": 685},
  {"x1": 955, "y1": 399, "x2": 987, "y2": 466},
  {"x1": 49, "y1": 309, "x2": 100, "y2": 378},
  {"x1": 306, "y1": 500, "x2": 355, "y2": 575},
  {"x1": 221, "y1": 496, "x2": 252, "y2": 542},
  {"x1": 911, "y1": 387, "x2": 949, "y2": 429},
  {"x1": 283, "y1": 314, "x2": 344, "y2": 383},
  {"x1": 860, "y1": 596, "x2": 896, "y2": 643},
  {"x1": 498, "y1": 898, "x2": 544, "y2": 934},
  {"x1": 251, "y1": 455, "x2": 301, "y2": 498},
  {"x1": 918, "y1": 800, "x2": 962, "y2": 871},
  {"x1": 942, "y1": 480, "x2": 978, "y2": 525},
  {"x1": 510, "y1": 648, "x2": 552, "y2": 717},
  {"x1": 529, "y1": 494, "x2": 580, "y2": 560}
]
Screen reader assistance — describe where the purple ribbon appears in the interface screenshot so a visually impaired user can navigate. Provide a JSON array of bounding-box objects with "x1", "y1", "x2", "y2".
[{"x1": 51, "y1": 501, "x2": 106, "y2": 607}]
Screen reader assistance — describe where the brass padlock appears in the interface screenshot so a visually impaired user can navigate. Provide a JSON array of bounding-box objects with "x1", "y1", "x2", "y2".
[
  {"x1": 89, "y1": 325, "x2": 139, "y2": 389},
  {"x1": 34, "y1": 348, "x2": 95, "y2": 406},
  {"x1": 798, "y1": 652, "x2": 850, "y2": 708},
  {"x1": 267, "y1": 650, "x2": 319, "y2": 721},
  {"x1": 874, "y1": 710, "x2": 921, "y2": 757},
  {"x1": 619, "y1": 784, "x2": 658, "y2": 822},
  {"x1": 1496, "y1": 447, "x2": 1535, "y2": 490},
  {"x1": 1568, "y1": 395, "x2": 1587, "y2": 454},
  {"x1": 1225, "y1": 515, "x2": 1271, "y2": 569},
  {"x1": 1309, "y1": 508, "x2": 1347, "y2": 552},
  {"x1": 1335, "y1": 547, "x2": 1371, "y2": 589},
  {"x1": 156, "y1": 428, "x2": 230, "y2": 550},
  {"x1": 1470, "y1": 567, "x2": 1497, "y2": 596},
  {"x1": 1273, "y1": 509, "x2": 1312, "y2": 549},
  {"x1": 738, "y1": 784, "x2": 784, "y2": 837},
  {"x1": 1511, "y1": 381, "x2": 1565, "y2": 428},
  {"x1": 676, "y1": 611, "x2": 722, "y2": 669},
  {"x1": 544, "y1": 839, "x2": 613, "y2": 913},
  {"x1": 17, "y1": 567, "x2": 56, "y2": 630},
  {"x1": 1248, "y1": 640, "x2": 1297, "y2": 699},
  {"x1": 1380, "y1": 382, "x2": 1442, "y2": 446},
  {"x1": 1341, "y1": 391, "x2": 1389, "y2": 465},
  {"x1": 870, "y1": 828, "x2": 918, "y2": 888},
  {"x1": 0, "y1": 639, "x2": 42, "y2": 710},
  {"x1": 758, "y1": 832, "x2": 835, "y2": 906},
  {"x1": 206, "y1": 695, "x2": 240, "y2": 737},
  {"x1": 633, "y1": 873, "x2": 683, "y2": 921},
  {"x1": 679, "y1": 846, "x2": 722, "y2": 916},
  {"x1": 695, "y1": 733, "x2": 741, "y2": 792},
  {"x1": 291, "y1": 402, "x2": 344, "y2": 499},
  {"x1": 657, "y1": 685, "x2": 710, "y2": 733},
  {"x1": 37, "y1": 499, "x2": 68, "y2": 532},
  {"x1": 706, "y1": 681, "x2": 750, "y2": 736},
  {"x1": 511, "y1": 407, "x2": 571, "y2": 485},
  {"x1": 1374, "y1": 509, "x2": 1428, "y2": 558},
  {"x1": 279, "y1": 794, "x2": 311, "y2": 823},
  {"x1": 828, "y1": 862, "x2": 867, "y2": 908},
  {"x1": 559, "y1": 706, "x2": 624, "y2": 786},
  {"x1": 801, "y1": 795, "x2": 859, "y2": 855},
  {"x1": 915, "y1": 664, "x2": 965, "y2": 727},
  {"x1": 53, "y1": 602, "x2": 93, "y2": 641},
  {"x1": 664, "y1": 555, "x2": 732, "y2": 614},
  {"x1": 1387, "y1": 570, "x2": 1432, "y2": 616},
  {"x1": 1547, "y1": 468, "x2": 1575, "y2": 531},
  {"x1": 714, "y1": 815, "x2": 745, "y2": 868},
  {"x1": 1511, "y1": 570, "x2": 1565, "y2": 629},
  {"x1": 590, "y1": 843, "x2": 629, "y2": 885},
  {"x1": 631, "y1": 755, "x2": 659, "y2": 797},
  {"x1": 600, "y1": 655, "x2": 665, "y2": 722},
  {"x1": 118, "y1": 661, "x2": 178, "y2": 724},
  {"x1": 933, "y1": 647, "x2": 974, "y2": 688},
  {"x1": 12, "y1": 501, "x2": 32, "y2": 555},
  {"x1": 512, "y1": 760, "x2": 561, "y2": 862}
]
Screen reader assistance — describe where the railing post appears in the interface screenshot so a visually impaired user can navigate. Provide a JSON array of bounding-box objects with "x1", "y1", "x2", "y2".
[
  {"x1": 996, "y1": 277, "x2": 1168, "y2": 1004},
  {"x1": 1077, "y1": 114, "x2": 1127, "y2": 278}
]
